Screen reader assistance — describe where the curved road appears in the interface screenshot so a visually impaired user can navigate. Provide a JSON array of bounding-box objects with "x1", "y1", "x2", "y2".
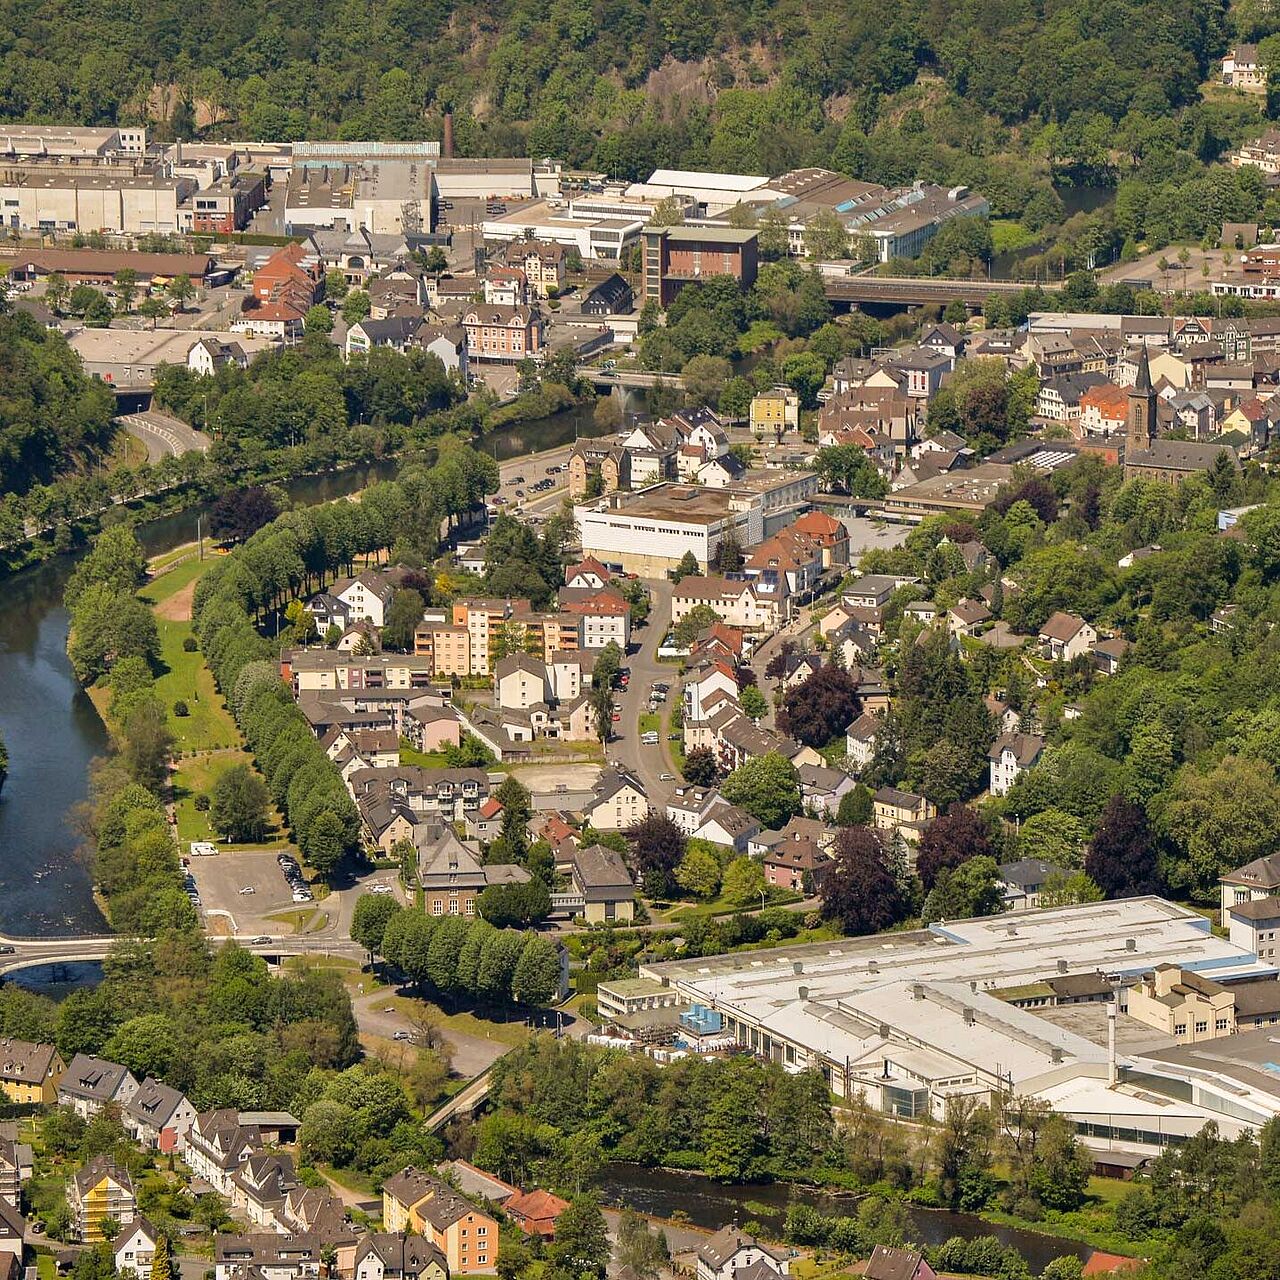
[{"x1": 119, "y1": 409, "x2": 212, "y2": 461}]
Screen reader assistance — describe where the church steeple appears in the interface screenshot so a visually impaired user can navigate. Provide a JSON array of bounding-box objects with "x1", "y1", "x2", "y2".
[{"x1": 1127, "y1": 344, "x2": 1156, "y2": 453}]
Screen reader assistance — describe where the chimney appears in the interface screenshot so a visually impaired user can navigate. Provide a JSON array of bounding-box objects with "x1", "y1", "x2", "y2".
[
  {"x1": 868, "y1": 959, "x2": 878, "y2": 972},
  {"x1": 1126, "y1": 938, "x2": 1137, "y2": 952},
  {"x1": 443, "y1": 108, "x2": 455, "y2": 159},
  {"x1": 879, "y1": 1023, "x2": 890, "y2": 1039},
  {"x1": 798, "y1": 985, "x2": 809, "y2": 1000},
  {"x1": 792, "y1": 961, "x2": 804, "y2": 975},
  {"x1": 1057, "y1": 959, "x2": 1069, "y2": 974},
  {"x1": 963, "y1": 1007, "x2": 975, "y2": 1025},
  {"x1": 1051, "y1": 1047, "x2": 1064, "y2": 1064},
  {"x1": 911, "y1": 983, "x2": 924, "y2": 1001}
]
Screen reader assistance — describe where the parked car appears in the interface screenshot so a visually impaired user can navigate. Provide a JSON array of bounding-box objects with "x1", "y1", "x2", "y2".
[
  {"x1": 370, "y1": 883, "x2": 394, "y2": 894},
  {"x1": 659, "y1": 773, "x2": 675, "y2": 782}
]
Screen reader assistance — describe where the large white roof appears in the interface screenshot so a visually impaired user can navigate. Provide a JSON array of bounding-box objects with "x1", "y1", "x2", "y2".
[{"x1": 642, "y1": 169, "x2": 771, "y2": 192}]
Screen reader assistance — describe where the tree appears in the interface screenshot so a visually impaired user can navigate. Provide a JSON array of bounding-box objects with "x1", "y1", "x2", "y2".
[
  {"x1": 1015, "y1": 807, "x2": 1088, "y2": 868},
  {"x1": 305, "y1": 304, "x2": 333, "y2": 335},
  {"x1": 922, "y1": 856, "x2": 1005, "y2": 923},
  {"x1": 777, "y1": 665, "x2": 860, "y2": 748},
  {"x1": 804, "y1": 210, "x2": 850, "y2": 260},
  {"x1": 350, "y1": 894, "x2": 403, "y2": 959},
  {"x1": 616, "y1": 1210, "x2": 670, "y2": 1280},
  {"x1": 113, "y1": 268, "x2": 138, "y2": 313},
  {"x1": 138, "y1": 295, "x2": 168, "y2": 327},
  {"x1": 1086, "y1": 796, "x2": 1160, "y2": 898},
  {"x1": 740, "y1": 684, "x2": 768, "y2": 720},
  {"x1": 836, "y1": 784, "x2": 872, "y2": 826},
  {"x1": 511, "y1": 934, "x2": 561, "y2": 1005},
  {"x1": 628, "y1": 812, "x2": 685, "y2": 898},
  {"x1": 382, "y1": 588, "x2": 426, "y2": 652},
  {"x1": 150, "y1": 1235, "x2": 177, "y2": 1280},
  {"x1": 916, "y1": 805, "x2": 996, "y2": 890},
  {"x1": 342, "y1": 291, "x2": 371, "y2": 324},
  {"x1": 714, "y1": 529, "x2": 744, "y2": 572},
  {"x1": 722, "y1": 855, "x2": 765, "y2": 907},
  {"x1": 722, "y1": 752, "x2": 801, "y2": 828},
  {"x1": 552, "y1": 1195, "x2": 611, "y2": 1276},
  {"x1": 702, "y1": 1061, "x2": 768, "y2": 1181},
  {"x1": 682, "y1": 747, "x2": 718, "y2": 786},
  {"x1": 104, "y1": 1012, "x2": 180, "y2": 1079},
  {"x1": 821, "y1": 826, "x2": 908, "y2": 934},
  {"x1": 167, "y1": 274, "x2": 195, "y2": 312},
  {"x1": 674, "y1": 603, "x2": 721, "y2": 648},
  {"x1": 676, "y1": 846, "x2": 722, "y2": 899},
  {"x1": 303, "y1": 809, "x2": 349, "y2": 875},
  {"x1": 69, "y1": 587, "x2": 159, "y2": 682},
  {"x1": 211, "y1": 764, "x2": 270, "y2": 843},
  {"x1": 477, "y1": 879, "x2": 551, "y2": 927},
  {"x1": 683, "y1": 354, "x2": 733, "y2": 405},
  {"x1": 209, "y1": 487, "x2": 279, "y2": 543}
]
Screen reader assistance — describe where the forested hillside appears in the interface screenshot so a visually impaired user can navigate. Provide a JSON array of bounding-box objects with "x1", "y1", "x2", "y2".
[
  {"x1": 0, "y1": 307, "x2": 116, "y2": 498},
  {"x1": 0, "y1": 0, "x2": 1260, "y2": 221}
]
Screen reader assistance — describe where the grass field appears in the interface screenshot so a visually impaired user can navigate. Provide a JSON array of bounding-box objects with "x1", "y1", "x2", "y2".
[
  {"x1": 172, "y1": 749, "x2": 294, "y2": 849},
  {"x1": 399, "y1": 744, "x2": 454, "y2": 768},
  {"x1": 379, "y1": 992, "x2": 535, "y2": 1047},
  {"x1": 267, "y1": 905, "x2": 332, "y2": 933}
]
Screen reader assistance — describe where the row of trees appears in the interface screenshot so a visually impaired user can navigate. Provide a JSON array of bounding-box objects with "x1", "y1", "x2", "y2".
[{"x1": 357, "y1": 899, "x2": 563, "y2": 1009}]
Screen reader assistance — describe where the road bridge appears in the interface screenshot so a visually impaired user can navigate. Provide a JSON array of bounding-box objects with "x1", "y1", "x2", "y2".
[{"x1": 0, "y1": 932, "x2": 366, "y2": 978}]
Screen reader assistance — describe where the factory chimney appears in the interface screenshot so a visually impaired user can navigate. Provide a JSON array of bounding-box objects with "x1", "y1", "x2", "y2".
[{"x1": 442, "y1": 107, "x2": 455, "y2": 159}]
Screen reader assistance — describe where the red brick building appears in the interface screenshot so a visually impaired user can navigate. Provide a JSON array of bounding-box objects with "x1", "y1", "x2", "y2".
[
  {"x1": 461, "y1": 305, "x2": 545, "y2": 363},
  {"x1": 642, "y1": 226, "x2": 759, "y2": 307}
]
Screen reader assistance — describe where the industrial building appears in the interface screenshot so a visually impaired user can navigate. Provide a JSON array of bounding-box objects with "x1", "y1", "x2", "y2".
[{"x1": 621, "y1": 898, "x2": 1280, "y2": 1153}]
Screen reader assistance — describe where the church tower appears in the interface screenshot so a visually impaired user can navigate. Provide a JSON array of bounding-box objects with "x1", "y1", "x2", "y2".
[{"x1": 1127, "y1": 344, "x2": 1156, "y2": 453}]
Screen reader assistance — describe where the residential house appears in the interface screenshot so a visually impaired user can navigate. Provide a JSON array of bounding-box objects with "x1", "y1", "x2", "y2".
[
  {"x1": 998, "y1": 858, "x2": 1067, "y2": 910},
  {"x1": 695, "y1": 1226, "x2": 789, "y2": 1280},
  {"x1": 764, "y1": 833, "x2": 829, "y2": 893},
  {"x1": 465, "y1": 797, "x2": 505, "y2": 842},
  {"x1": 845, "y1": 711, "x2": 882, "y2": 769},
  {"x1": 505, "y1": 1188, "x2": 570, "y2": 1238},
  {"x1": 381, "y1": 1167, "x2": 500, "y2": 1274},
  {"x1": 483, "y1": 266, "x2": 529, "y2": 307},
  {"x1": 564, "y1": 556, "x2": 613, "y2": 590},
  {"x1": 502, "y1": 241, "x2": 566, "y2": 298},
  {"x1": 435, "y1": 1160, "x2": 518, "y2": 1208},
  {"x1": 1038, "y1": 611, "x2": 1097, "y2": 662},
  {"x1": 70, "y1": 1156, "x2": 135, "y2": 1243},
  {"x1": 581, "y1": 273, "x2": 634, "y2": 316},
  {"x1": 684, "y1": 659, "x2": 742, "y2": 722},
  {"x1": 1078, "y1": 383, "x2": 1129, "y2": 438},
  {"x1": 863, "y1": 1246, "x2": 936, "y2": 1280},
  {"x1": 214, "y1": 1234, "x2": 325, "y2": 1280},
  {"x1": 0, "y1": 1199, "x2": 21, "y2": 1265},
  {"x1": 188, "y1": 337, "x2": 248, "y2": 377},
  {"x1": 419, "y1": 827, "x2": 528, "y2": 919},
  {"x1": 354, "y1": 1235, "x2": 449, "y2": 1280},
  {"x1": 0, "y1": 1129, "x2": 31, "y2": 1210},
  {"x1": 230, "y1": 1152, "x2": 299, "y2": 1228},
  {"x1": 1091, "y1": 636, "x2": 1130, "y2": 676},
  {"x1": 987, "y1": 732, "x2": 1045, "y2": 797},
  {"x1": 798, "y1": 763, "x2": 855, "y2": 816},
  {"x1": 1220, "y1": 852, "x2": 1280, "y2": 918},
  {"x1": 495, "y1": 654, "x2": 551, "y2": 710},
  {"x1": 121, "y1": 1077, "x2": 197, "y2": 1153},
  {"x1": 872, "y1": 787, "x2": 936, "y2": 845},
  {"x1": 183, "y1": 1109, "x2": 264, "y2": 1195},
  {"x1": 58, "y1": 1054, "x2": 138, "y2": 1119},
  {"x1": 564, "y1": 845, "x2": 636, "y2": 923},
  {"x1": 114, "y1": 1217, "x2": 159, "y2": 1280},
  {"x1": 0, "y1": 1040, "x2": 63, "y2": 1105},
  {"x1": 844, "y1": 574, "x2": 914, "y2": 609},
  {"x1": 557, "y1": 584, "x2": 631, "y2": 650},
  {"x1": 791, "y1": 510, "x2": 850, "y2": 569},
  {"x1": 1036, "y1": 373, "x2": 1108, "y2": 423},
  {"x1": 671, "y1": 577, "x2": 779, "y2": 633},
  {"x1": 1224, "y1": 44, "x2": 1267, "y2": 92},
  {"x1": 750, "y1": 388, "x2": 800, "y2": 436},
  {"x1": 419, "y1": 325, "x2": 469, "y2": 379},
  {"x1": 581, "y1": 768, "x2": 648, "y2": 831},
  {"x1": 947, "y1": 599, "x2": 991, "y2": 638},
  {"x1": 1225, "y1": 896, "x2": 1280, "y2": 961},
  {"x1": 666, "y1": 788, "x2": 727, "y2": 837},
  {"x1": 330, "y1": 571, "x2": 397, "y2": 629},
  {"x1": 694, "y1": 804, "x2": 760, "y2": 854}
]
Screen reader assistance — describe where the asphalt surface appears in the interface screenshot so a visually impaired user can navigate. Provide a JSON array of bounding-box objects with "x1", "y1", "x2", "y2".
[{"x1": 119, "y1": 409, "x2": 211, "y2": 459}]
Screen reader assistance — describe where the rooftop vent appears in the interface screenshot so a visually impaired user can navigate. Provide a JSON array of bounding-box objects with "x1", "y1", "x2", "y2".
[
  {"x1": 963, "y1": 1007, "x2": 976, "y2": 1025},
  {"x1": 798, "y1": 985, "x2": 809, "y2": 1000},
  {"x1": 1126, "y1": 938, "x2": 1137, "y2": 952}
]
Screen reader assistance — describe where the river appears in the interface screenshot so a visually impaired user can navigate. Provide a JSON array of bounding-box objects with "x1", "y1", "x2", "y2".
[
  {"x1": 593, "y1": 1165, "x2": 1094, "y2": 1273},
  {"x1": 0, "y1": 406, "x2": 605, "y2": 940}
]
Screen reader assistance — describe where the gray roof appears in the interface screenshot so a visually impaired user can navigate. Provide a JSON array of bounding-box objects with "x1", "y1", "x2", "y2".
[
  {"x1": 998, "y1": 858, "x2": 1066, "y2": 889},
  {"x1": 570, "y1": 845, "x2": 634, "y2": 901},
  {"x1": 60, "y1": 1054, "x2": 134, "y2": 1103}
]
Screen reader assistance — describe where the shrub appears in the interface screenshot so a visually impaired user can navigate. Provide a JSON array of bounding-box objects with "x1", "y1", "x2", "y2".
[
  {"x1": 194, "y1": 794, "x2": 210, "y2": 812},
  {"x1": 173, "y1": 700, "x2": 190, "y2": 717},
  {"x1": 182, "y1": 635, "x2": 198, "y2": 652}
]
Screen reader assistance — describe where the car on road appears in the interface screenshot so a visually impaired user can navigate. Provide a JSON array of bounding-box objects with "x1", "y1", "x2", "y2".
[
  {"x1": 392, "y1": 1029, "x2": 415, "y2": 1041},
  {"x1": 0, "y1": 946, "x2": 15, "y2": 955},
  {"x1": 515, "y1": 488, "x2": 524, "y2": 497},
  {"x1": 238, "y1": 886, "x2": 256, "y2": 895},
  {"x1": 640, "y1": 732, "x2": 658, "y2": 745},
  {"x1": 370, "y1": 883, "x2": 394, "y2": 895},
  {"x1": 612, "y1": 712, "x2": 622, "y2": 722},
  {"x1": 659, "y1": 772, "x2": 675, "y2": 781},
  {"x1": 250, "y1": 936, "x2": 271, "y2": 944}
]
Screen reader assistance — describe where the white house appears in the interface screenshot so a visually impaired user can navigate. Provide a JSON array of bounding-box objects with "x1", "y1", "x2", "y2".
[
  {"x1": 495, "y1": 653, "x2": 551, "y2": 710},
  {"x1": 987, "y1": 732, "x2": 1045, "y2": 797},
  {"x1": 114, "y1": 1217, "x2": 159, "y2": 1280},
  {"x1": 695, "y1": 1227, "x2": 789, "y2": 1280},
  {"x1": 582, "y1": 767, "x2": 648, "y2": 831},
  {"x1": 1038, "y1": 611, "x2": 1097, "y2": 662},
  {"x1": 845, "y1": 711, "x2": 881, "y2": 769},
  {"x1": 332, "y1": 571, "x2": 397, "y2": 628}
]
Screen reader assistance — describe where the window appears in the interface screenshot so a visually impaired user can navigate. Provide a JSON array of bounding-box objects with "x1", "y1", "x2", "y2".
[
  {"x1": 431, "y1": 901, "x2": 443, "y2": 916},
  {"x1": 1175, "y1": 1024, "x2": 1187, "y2": 1036},
  {"x1": 1216, "y1": 1018, "x2": 1229, "y2": 1030},
  {"x1": 1194, "y1": 1020, "x2": 1208, "y2": 1034}
]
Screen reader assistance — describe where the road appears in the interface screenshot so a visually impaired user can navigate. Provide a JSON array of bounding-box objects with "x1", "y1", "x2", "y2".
[
  {"x1": 119, "y1": 409, "x2": 211, "y2": 460},
  {"x1": 609, "y1": 577, "x2": 681, "y2": 810}
]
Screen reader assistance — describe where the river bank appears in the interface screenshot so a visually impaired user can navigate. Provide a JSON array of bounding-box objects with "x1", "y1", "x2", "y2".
[
  {"x1": 0, "y1": 404, "x2": 602, "y2": 939},
  {"x1": 591, "y1": 1164, "x2": 1123, "y2": 1275}
]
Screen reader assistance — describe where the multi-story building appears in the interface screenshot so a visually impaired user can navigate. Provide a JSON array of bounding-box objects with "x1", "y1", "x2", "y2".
[
  {"x1": 122, "y1": 1077, "x2": 197, "y2": 1154},
  {"x1": 642, "y1": 225, "x2": 759, "y2": 307},
  {"x1": 70, "y1": 1156, "x2": 136, "y2": 1242},
  {"x1": 749, "y1": 388, "x2": 800, "y2": 436},
  {"x1": 461, "y1": 305, "x2": 544, "y2": 363},
  {"x1": 0, "y1": 1040, "x2": 63, "y2": 1105},
  {"x1": 1128, "y1": 966, "x2": 1237, "y2": 1042},
  {"x1": 58, "y1": 1054, "x2": 137, "y2": 1119},
  {"x1": 671, "y1": 576, "x2": 779, "y2": 632},
  {"x1": 184, "y1": 170, "x2": 268, "y2": 233},
  {"x1": 450, "y1": 597, "x2": 534, "y2": 675},
  {"x1": 382, "y1": 1168, "x2": 500, "y2": 1274},
  {"x1": 501, "y1": 241, "x2": 566, "y2": 298},
  {"x1": 1223, "y1": 44, "x2": 1267, "y2": 92}
]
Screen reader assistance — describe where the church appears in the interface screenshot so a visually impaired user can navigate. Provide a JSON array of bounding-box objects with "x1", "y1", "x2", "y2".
[{"x1": 1122, "y1": 346, "x2": 1238, "y2": 483}]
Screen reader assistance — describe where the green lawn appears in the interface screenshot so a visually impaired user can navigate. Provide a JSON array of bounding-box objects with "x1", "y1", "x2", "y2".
[
  {"x1": 379, "y1": 992, "x2": 535, "y2": 1047},
  {"x1": 173, "y1": 748, "x2": 295, "y2": 850},
  {"x1": 400, "y1": 744, "x2": 454, "y2": 768},
  {"x1": 141, "y1": 554, "x2": 208, "y2": 603},
  {"x1": 267, "y1": 906, "x2": 332, "y2": 934},
  {"x1": 639, "y1": 711, "x2": 661, "y2": 736},
  {"x1": 655, "y1": 887, "x2": 803, "y2": 921},
  {"x1": 153, "y1": 619, "x2": 242, "y2": 752}
]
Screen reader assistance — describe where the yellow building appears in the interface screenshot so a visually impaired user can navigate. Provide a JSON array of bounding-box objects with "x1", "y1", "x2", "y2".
[
  {"x1": 382, "y1": 1168, "x2": 499, "y2": 1274},
  {"x1": 70, "y1": 1155, "x2": 136, "y2": 1243},
  {"x1": 0, "y1": 1039, "x2": 64, "y2": 1105},
  {"x1": 749, "y1": 387, "x2": 800, "y2": 437},
  {"x1": 1126, "y1": 965, "x2": 1236, "y2": 1043}
]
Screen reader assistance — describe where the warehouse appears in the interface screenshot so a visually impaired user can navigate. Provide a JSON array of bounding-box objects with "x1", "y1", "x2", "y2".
[{"x1": 635, "y1": 898, "x2": 1280, "y2": 1150}]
